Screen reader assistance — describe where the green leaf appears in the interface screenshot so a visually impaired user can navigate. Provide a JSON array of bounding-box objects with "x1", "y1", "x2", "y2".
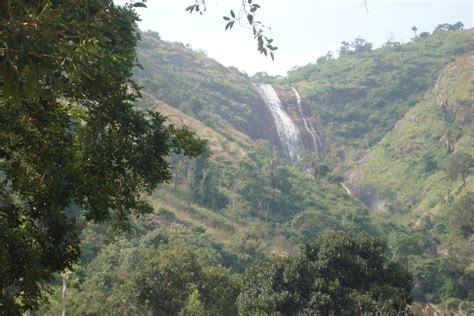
[
  {"x1": 132, "y1": 2, "x2": 147, "y2": 8},
  {"x1": 230, "y1": 10, "x2": 235, "y2": 18},
  {"x1": 247, "y1": 14, "x2": 253, "y2": 24},
  {"x1": 258, "y1": 36, "x2": 264, "y2": 50},
  {"x1": 223, "y1": 16, "x2": 230, "y2": 21}
]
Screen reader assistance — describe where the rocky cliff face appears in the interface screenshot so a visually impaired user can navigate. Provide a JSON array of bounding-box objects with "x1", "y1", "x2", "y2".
[
  {"x1": 244, "y1": 91, "x2": 282, "y2": 149},
  {"x1": 436, "y1": 54, "x2": 474, "y2": 125},
  {"x1": 254, "y1": 84, "x2": 326, "y2": 160}
]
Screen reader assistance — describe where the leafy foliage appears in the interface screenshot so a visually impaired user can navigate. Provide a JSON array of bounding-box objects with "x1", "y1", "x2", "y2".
[
  {"x1": 238, "y1": 232, "x2": 413, "y2": 315},
  {"x1": 187, "y1": 0, "x2": 277, "y2": 59},
  {"x1": 446, "y1": 152, "x2": 474, "y2": 186},
  {"x1": 37, "y1": 221, "x2": 246, "y2": 315},
  {"x1": 356, "y1": 52, "x2": 474, "y2": 307},
  {"x1": 168, "y1": 140, "x2": 374, "y2": 239},
  {"x1": 0, "y1": 1, "x2": 204, "y2": 312},
  {"x1": 449, "y1": 193, "x2": 474, "y2": 238}
]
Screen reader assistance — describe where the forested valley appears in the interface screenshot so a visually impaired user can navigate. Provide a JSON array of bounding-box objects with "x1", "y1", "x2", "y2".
[{"x1": 1, "y1": 1, "x2": 473, "y2": 315}]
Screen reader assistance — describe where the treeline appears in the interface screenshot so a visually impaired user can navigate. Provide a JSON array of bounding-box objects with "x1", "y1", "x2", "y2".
[{"x1": 39, "y1": 228, "x2": 413, "y2": 315}]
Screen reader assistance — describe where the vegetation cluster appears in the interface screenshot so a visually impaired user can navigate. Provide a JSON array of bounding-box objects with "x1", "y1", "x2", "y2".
[{"x1": 1, "y1": 1, "x2": 473, "y2": 314}]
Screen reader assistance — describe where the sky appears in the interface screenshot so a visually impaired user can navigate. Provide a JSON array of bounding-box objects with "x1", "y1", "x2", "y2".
[{"x1": 121, "y1": 0, "x2": 474, "y2": 75}]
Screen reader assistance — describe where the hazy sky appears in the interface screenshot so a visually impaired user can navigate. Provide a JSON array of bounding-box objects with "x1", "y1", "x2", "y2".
[{"x1": 123, "y1": 0, "x2": 473, "y2": 75}]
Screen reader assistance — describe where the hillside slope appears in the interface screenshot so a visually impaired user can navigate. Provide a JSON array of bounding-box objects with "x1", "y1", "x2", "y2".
[
  {"x1": 358, "y1": 53, "x2": 473, "y2": 220},
  {"x1": 348, "y1": 52, "x2": 474, "y2": 305},
  {"x1": 133, "y1": 26, "x2": 474, "y2": 309},
  {"x1": 135, "y1": 31, "x2": 280, "y2": 148},
  {"x1": 147, "y1": 100, "x2": 252, "y2": 162},
  {"x1": 287, "y1": 28, "x2": 474, "y2": 162}
]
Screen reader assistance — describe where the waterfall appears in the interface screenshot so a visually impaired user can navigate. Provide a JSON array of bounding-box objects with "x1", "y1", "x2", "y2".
[
  {"x1": 291, "y1": 87, "x2": 323, "y2": 155},
  {"x1": 255, "y1": 84, "x2": 302, "y2": 159}
]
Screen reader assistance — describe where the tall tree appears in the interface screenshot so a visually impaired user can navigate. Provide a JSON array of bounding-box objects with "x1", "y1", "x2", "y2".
[{"x1": 0, "y1": 1, "x2": 204, "y2": 313}]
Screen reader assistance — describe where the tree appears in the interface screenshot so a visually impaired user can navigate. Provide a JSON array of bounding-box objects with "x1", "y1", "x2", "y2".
[
  {"x1": 411, "y1": 26, "x2": 418, "y2": 38},
  {"x1": 316, "y1": 51, "x2": 334, "y2": 64},
  {"x1": 339, "y1": 41, "x2": 352, "y2": 56},
  {"x1": 188, "y1": 151, "x2": 228, "y2": 211},
  {"x1": 0, "y1": 1, "x2": 205, "y2": 313},
  {"x1": 449, "y1": 193, "x2": 474, "y2": 237},
  {"x1": 446, "y1": 152, "x2": 473, "y2": 187},
  {"x1": 419, "y1": 31, "x2": 430, "y2": 38},
  {"x1": 411, "y1": 256, "x2": 474, "y2": 303},
  {"x1": 434, "y1": 22, "x2": 464, "y2": 33},
  {"x1": 352, "y1": 37, "x2": 373, "y2": 54},
  {"x1": 130, "y1": 243, "x2": 204, "y2": 314},
  {"x1": 123, "y1": 243, "x2": 241, "y2": 315},
  {"x1": 339, "y1": 37, "x2": 372, "y2": 57},
  {"x1": 238, "y1": 232, "x2": 413, "y2": 315}
]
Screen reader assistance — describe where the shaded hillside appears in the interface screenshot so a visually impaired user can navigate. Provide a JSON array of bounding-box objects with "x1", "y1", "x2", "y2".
[
  {"x1": 132, "y1": 26, "x2": 474, "y2": 309},
  {"x1": 134, "y1": 31, "x2": 280, "y2": 148},
  {"x1": 147, "y1": 100, "x2": 252, "y2": 162},
  {"x1": 132, "y1": 44, "x2": 373, "y2": 248},
  {"x1": 135, "y1": 32, "x2": 328, "y2": 160},
  {"x1": 286, "y1": 28, "x2": 474, "y2": 161}
]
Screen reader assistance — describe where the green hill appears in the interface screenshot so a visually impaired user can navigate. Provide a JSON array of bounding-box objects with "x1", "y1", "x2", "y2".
[
  {"x1": 287, "y1": 29, "x2": 474, "y2": 161},
  {"x1": 38, "y1": 26, "x2": 474, "y2": 314},
  {"x1": 134, "y1": 31, "x2": 279, "y2": 146},
  {"x1": 359, "y1": 53, "x2": 474, "y2": 220},
  {"x1": 281, "y1": 27, "x2": 473, "y2": 305}
]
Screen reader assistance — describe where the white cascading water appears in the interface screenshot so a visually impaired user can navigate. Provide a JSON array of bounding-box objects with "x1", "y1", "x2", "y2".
[
  {"x1": 291, "y1": 87, "x2": 323, "y2": 155},
  {"x1": 255, "y1": 84, "x2": 302, "y2": 159}
]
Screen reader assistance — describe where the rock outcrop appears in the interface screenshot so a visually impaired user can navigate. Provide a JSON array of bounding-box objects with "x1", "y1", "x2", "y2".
[{"x1": 254, "y1": 84, "x2": 326, "y2": 160}]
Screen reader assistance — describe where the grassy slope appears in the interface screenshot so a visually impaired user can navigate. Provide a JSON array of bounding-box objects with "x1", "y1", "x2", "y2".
[
  {"x1": 147, "y1": 99, "x2": 252, "y2": 162},
  {"x1": 359, "y1": 53, "x2": 473, "y2": 226},
  {"x1": 285, "y1": 29, "x2": 474, "y2": 162},
  {"x1": 137, "y1": 98, "x2": 289, "y2": 252}
]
